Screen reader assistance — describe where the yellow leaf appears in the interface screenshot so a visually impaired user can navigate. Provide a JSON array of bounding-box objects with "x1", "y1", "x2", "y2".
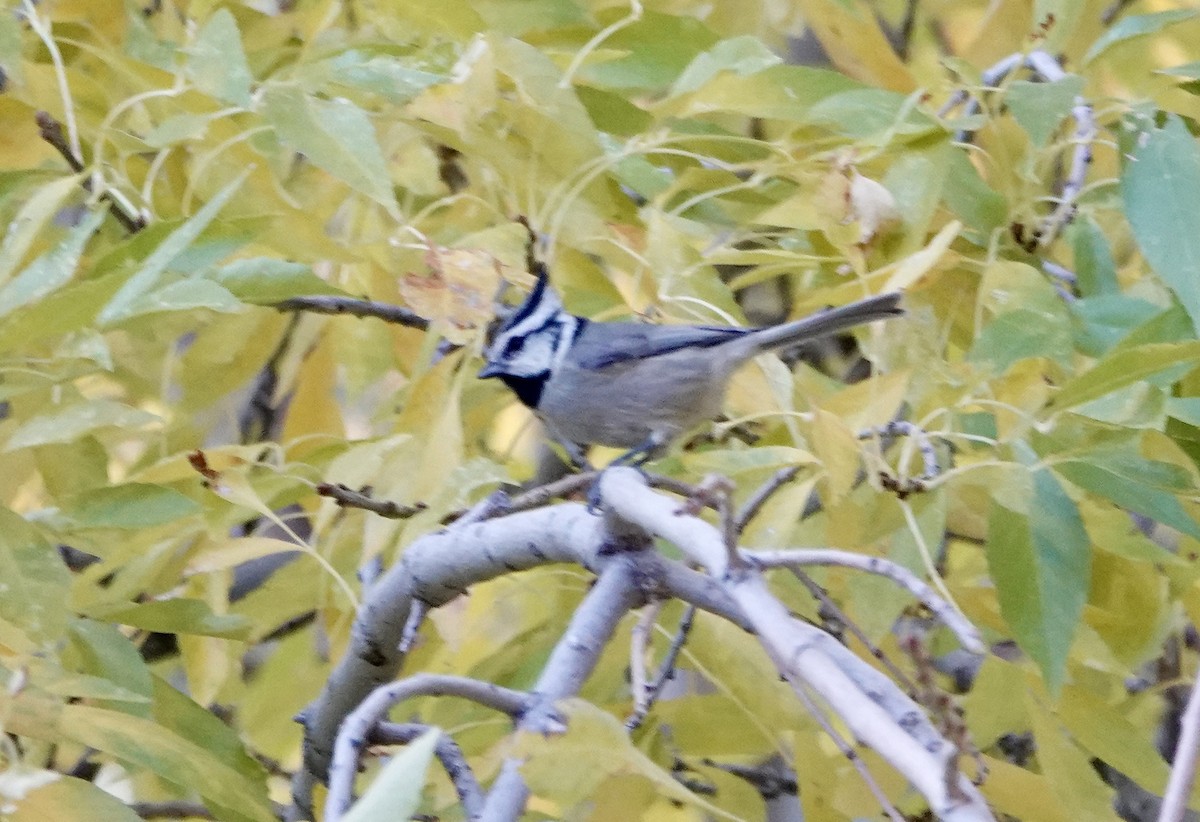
[
  {"x1": 793, "y1": 0, "x2": 915, "y2": 91},
  {"x1": 881, "y1": 220, "x2": 961, "y2": 293},
  {"x1": 281, "y1": 332, "x2": 343, "y2": 444},
  {"x1": 513, "y1": 699, "x2": 733, "y2": 818},
  {"x1": 820, "y1": 369, "x2": 911, "y2": 432},
  {"x1": 1083, "y1": 551, "x2": 1168, "y2": 665},
  {"x1": 1027, "y1": 695, "x2": 1124, "y2": 822},
  {"x1": 979, "y1": 756, "x2": 1073, "y2": 822},
  {"x1": 810, "y1": 408, "x2": 861, "y2": 504}
]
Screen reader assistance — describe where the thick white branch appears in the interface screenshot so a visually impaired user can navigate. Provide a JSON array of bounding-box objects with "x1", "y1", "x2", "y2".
[
  {"x1": 598, "y1": 467, "x2": 994, "y2": 821},
  {"x1": 746, "y1": 549, "x2": 984, "y2": 653}
]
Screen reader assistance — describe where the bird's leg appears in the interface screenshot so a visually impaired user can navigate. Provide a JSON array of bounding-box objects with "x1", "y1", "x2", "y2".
[
  {"x1": 587, "y1": 433, "x2": 667, "y2": 513},
  {"x1": 611, "y1": 431, "x2": 669, "y2": 468},
  {"x1": 540, "y1": 420, "x2": 594, "y2": 472}
]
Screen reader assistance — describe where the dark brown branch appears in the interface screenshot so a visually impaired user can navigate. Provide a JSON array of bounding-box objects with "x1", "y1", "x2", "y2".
[
  {"x1": 130, "y1": 800, "x2": 214, "y2": 819},
  {"x1": 36, "y1": 110, "x2": 147, "y2": 234},
  {"x1": 273, "y1": 296, "x2": 430, "y2": 330},
  {"x1": 316, "y1": 483, "x2": 427, "y2": 519}
]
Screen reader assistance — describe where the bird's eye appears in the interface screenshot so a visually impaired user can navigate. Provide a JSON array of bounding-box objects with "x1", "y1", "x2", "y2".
[{"x1": 502, "y1": 336, "x2": 524, "y2": 357}]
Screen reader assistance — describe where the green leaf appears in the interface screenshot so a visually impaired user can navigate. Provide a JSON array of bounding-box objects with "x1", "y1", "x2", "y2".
[
  {"x1": 44, "y1": 673, "x2": 153, "y2": 704},
  {"x1": 1048, "y1": 342, "x2": 1200, "y2": 412},
  {"x1": 472, "y1": 0, "x2": 588, "y2": 35},
  {"x1": 125, "y1": 5, "x2": 177, "y2": 69},
  {"x1": 807, "y1": 88, "x2": 938, "y2": 139},
  {"x1": 1057, "y1": 686, "x2": 1172, "y2": 804},
  {"x1": 144, "y1": 113, "x2": 210, "y2": 148},
  {"x1": 0, "y1": 7, "x2": 25, "y2": 87},
  {"x1": 987, "y1": 463, "x2": 1090, "y2": 694},
  {"x1": 943, "y1": 149, "x2": 1007, "y2": 241},
  {"x1": 1054, "y1": 454, "x2": 1200, "y2": 540},
  {"x1": 1159, "y1": 61, "x2": 1200, "y2": 79},
  {"x1": 5, "y1": 400, "x2": 160, "y2": 451},
  {"x1": 213, "y1": 258, "x2": 347, "y2": 302},
  {"x1": 96, "y1": 171, "x2": 249, "y2": 326},
  {"x1": 315, "y1": 51, "x2": 446, "y2": 104},
  {"x1": 57, "y1": 704, "x2": 275, "y2": 822},
  {"x1": 671, "y1": 35, "x2": 781, "y2": 95},
  {"x1": 0, "y1": 175, "x2": 83, "y2": 285},
  {"x1": 342, "y1": 728, "x2": 440, "y2": 822},
  {"x1": 578, "y1": 11, "x2": 719, "y2": 91},
  {"x1": 103, "y1": 599, "x2": 251, "y2": 640},
  {"x1": 0, "y1": 209, "x2": 104, "y2": 319},
  {"x1": 186, "y1": 9, "x2": 253, "y2": 106},
  {"x1": 666, "y1": 62, "x2": 861, "y2": 120},
  {"x1": 1071, "y1": 296, "x2": 1160, "y2": 357},
  {"x1": 0, "y1": 275, "x2": 121, "y2": 353},
  {"x1": 1069, "y1": 216, "x2": 1120, "y2": 297},
  {"x1": 63, "y1": 483, "x2": 201, "y2": 529},
  {"x1": 263, "y1": 85, "x2": 396, "y2": 208},
  {"x1": 1166, "y1": 397, "x2": 1200, "y2": 426},
  {"x1": 123, "y1": 278, "x2": 243, "y2": 317},
  {"x1": 1005, "y1": 75, "x2": 1085, "y2": 147},
  {"x1": 150, "y1": 675, "x2": 268, "y2": 787},
  {"x1": 8, "y1": 774, "x2": 141, "y2": 822},
  {"x1": 67, "y1": 620, "x2": 154, "y2": 713},
  {"x1": 1084, "y1": 9, "x2": 1199, "y2": 63},
  {"x1": 969, "y1": 308, "x2": 1073, "y2": 371},
  {"x1": 0, "y1": 507, "x2": 69, "y2": 645},
  {"x1": 1122, "y1": 115, "x2": 1200, "y2": 336}
]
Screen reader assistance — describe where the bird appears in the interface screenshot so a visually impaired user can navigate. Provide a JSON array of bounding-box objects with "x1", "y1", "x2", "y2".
[{"x1": 479, "y1": 265, "x2": 903, "y2": 467}]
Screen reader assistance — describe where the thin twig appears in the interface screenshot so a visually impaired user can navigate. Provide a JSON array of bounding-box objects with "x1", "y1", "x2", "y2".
[
  {"x1": 274, "y1": 296, "x2": 431, "y2": 330},
  {"x1": 787, "y1": 567, "x2": 917, "y2": 695},
  {"x1": 736, "y1": 466, "x2": 802, "y2": 532},
  {"x1": 628, "y1": 600, "x2": 662, "y2": 720},
  {"x1": 370, "y1": 722, "x2": 486, "y2": 820},
  {"x1": 747, "y1": 549, "x2": 984, "y2": 653},
  {"x1": 130, "y1": 801, "x2": 215, "y2": 819},
  {"x1": 702, "y1": 753, "x2": 797, "y2": 796},
  {"x1": 503, "y1": 473, "x2": 595, "y2": 513},
  {"x1": 941, "y1": 50, "x2": 1096, "y2": 249},
  {"x1": 626, "y1": 604, "x2": 698, "y2": 731},
  {"x1": 317, "y1": 483, "x2": 428, "y2": 519},
  {"x1": 788, "y1": 680, "x2": 908, "y2": 822},
  {"x1": 902, "y1": 629, "x2": 981, "y2": 792},
  {"x1": 325, "y1": 674, "x2": 530, "y2": 821},
  {"x1": 675, "y1": 474, "x2": 741, "y2": 568},
  {"x1": 646, "y1": 472, "x2": 706, "y2": 500},
  {"x1": 860, "y1": 420, "x2": 941, "y2": 482},
  {"x1": 35, "y1": 111, "x2": 146, "y2": 234}
]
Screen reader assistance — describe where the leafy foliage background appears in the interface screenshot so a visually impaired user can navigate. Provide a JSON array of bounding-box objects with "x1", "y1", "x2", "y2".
[{"x1": 1, "y1": 0, "x2": 1200, "y2": 819}]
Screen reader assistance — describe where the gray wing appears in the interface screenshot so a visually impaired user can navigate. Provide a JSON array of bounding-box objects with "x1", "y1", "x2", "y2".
[{"x1": 572, "y1": 321, "x2": 749, "y2": 369}]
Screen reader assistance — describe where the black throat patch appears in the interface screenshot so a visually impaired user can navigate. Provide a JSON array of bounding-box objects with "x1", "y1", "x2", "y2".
[{"x1": 499, "y1": 373, "x2": 547, "y2": 408}]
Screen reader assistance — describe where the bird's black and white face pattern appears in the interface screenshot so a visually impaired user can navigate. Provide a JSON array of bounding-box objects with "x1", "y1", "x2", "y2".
[{"x1": 478, "y1": 271, "x2": 582, "y2": 408}]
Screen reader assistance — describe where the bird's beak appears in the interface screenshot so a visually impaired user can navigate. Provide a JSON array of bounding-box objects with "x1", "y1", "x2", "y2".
[{"x1": 478, "y1": 362, "x2": 502, "y2": 379}]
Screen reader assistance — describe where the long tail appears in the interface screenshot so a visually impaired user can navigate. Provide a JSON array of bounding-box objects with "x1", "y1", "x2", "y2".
[{"x1": 738, "y1": 292, "x2": 904, "y2": 355}]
